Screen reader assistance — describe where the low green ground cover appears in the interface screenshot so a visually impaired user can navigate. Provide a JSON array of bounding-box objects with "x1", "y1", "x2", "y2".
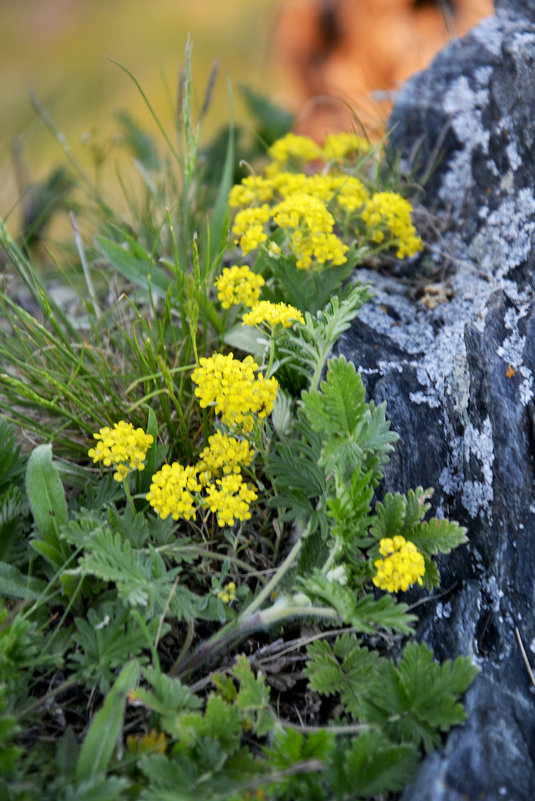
[{"x1": 0, "y1": 43, "x2": 476, "y2": 801}]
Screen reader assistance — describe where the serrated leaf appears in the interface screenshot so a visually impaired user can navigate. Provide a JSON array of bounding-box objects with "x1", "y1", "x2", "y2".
[
  {"x1": 422, "y1": 554, "x2": 440, "y2": 589},
  {"x1": 349, "y1": 594, "x2": 417, "y2": 634},
  {"x1": 75, "y1": 528, "x2": 182, "y2": 613},
  {"x1": 360, "y1": 643, "x2": 478, "y2": 752},
  {"x1": 302, "y1": 356, "x2": 397, "y2": 483},
  {"x1": 328, "y1": 730, "x2": 419, "y2": 798},
  {"x1": 70, "y1": 604, "x2": 161, "y2": 692},
  {"x1": 327, "y1": 466, "x2": 374, "y2": 549},
  {"x1": 232, "y1": 654, "x2": 275, "y2": 737},
  {"x1": 406, "y1": 517, "x2": 468, "y2": 556},
  {"x1": 212, "y1": 672, "x2": 238, "y2": 702},
  {"x1": 302, "y1": 356, "x2": 367, "y2": 441},
  {"x1": 404, "y1": 487, "x2": 433, "y2": 529},
  {"x1": 135, "y1": 665, "x2": 202, "y2": 715},
  {"x1": 299, "y1": 569, "x2": 357, "y2": 624},
  {"x1": 306, "y1": 634, "x2": 380, "y2": 718},
  {"x1": 370, "y1": 493, "x2": 407, "y2": 541},
  {"x1": 264, "y1": 727, "x2": 333, "y2": 801}
]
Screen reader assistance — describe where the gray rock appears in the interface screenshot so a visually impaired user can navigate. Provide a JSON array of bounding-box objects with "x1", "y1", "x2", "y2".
[{"x1": 337, "y1": 2, "x2": 535, "y2": 798}]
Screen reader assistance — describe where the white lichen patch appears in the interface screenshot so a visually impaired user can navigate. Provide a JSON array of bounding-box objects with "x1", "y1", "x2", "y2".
[
  {"x1": 440, "y1": 417, "x2": 495, "y2": 522},
  {"x1": 439, "y1": 72, "x2": 492, "y2": 214},
  {"x1": 497, "y1": 301, "x2": 534, "y2": 405},
  {"x1": 472, "y1": 15, "x2": 504, "y2": 57},
  {"x1": 409, "y1": 390, "x2": 441, "y2": 408},
  {"x1": 506, "y1": 138, "x2": 522, "y2": 171},
  {"x1": 470, "y1": 188, "x2": 535, "y2": 277},
  {"x1": 461, "y1": 417, "x2": 495, "y2": 521}
]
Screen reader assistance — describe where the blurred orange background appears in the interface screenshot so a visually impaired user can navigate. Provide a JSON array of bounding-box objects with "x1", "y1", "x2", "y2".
[{"x1": 0, "y1": 0, "x2": 493, "y2": 218}]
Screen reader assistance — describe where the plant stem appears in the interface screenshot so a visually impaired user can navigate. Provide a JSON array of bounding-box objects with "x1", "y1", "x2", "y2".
[{"x1": 241, "y1": 532, "x2": 304, "y2": 618}]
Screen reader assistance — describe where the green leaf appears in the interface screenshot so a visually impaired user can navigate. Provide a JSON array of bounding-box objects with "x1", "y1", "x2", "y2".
[
  {"x1": 349, "y1": 594, "x2": 417, "y2": 635},
  {"x1": 275, "y1": 282, "x2": 371, "y2": 391},
  {"x1": 70, "y1": 604, "x2": 161, "y2": 692},
  {"x1": 305, "y1": 634, "x2": 380, "y2": 718},
  {"x1": 326, "y1": 466, "x2": 374, "y2": 549},
  {"x1": 0, "y1": 418, "x2": 26, "y2": 493},
  {"x1": 75, "y1": 528, "x2": 181, "y2": 612},
  {"x1": 134, "y1": 665, "x2": 202, "y2": 716},
  {"x1": 407, "y1": 517, "x2": 468, "y2": 556},
  {"x1": 0, "y1": 562, "x2": 47, "y2": 601},
  {"x1": 207, "y1": 100, "x2": 233, "y2": 273},
  {"x1": 26, "y1": 443, "x2": 70, "y2": 569},
  {"x1": 370, "y1": 493, "x2": 407, "y2": 541},
  {"x1": 232, "y1": 655, "x2": 275, "y2": 736},
  {"x1": 360, "y1": 643, "x2": 478, "y2": 752},
  {"x1": 302, "y1": 356, "x2": 367, "y2": 441},
  {"x1": 404, "y1": 487, "x2": 433, "y2": 529},
  {"x1": 328, "y1": 731, "x2": 419, "y2": 798},
  {"x1": 302, "y1": 356, "x2": 397, "y2": 484},
  {"x1": 264, "y1": 727, "x2": 333, "y2": 801},
  {"x1": 166, "y1": 694, "x2": 242, "y2": 754},
  {"x1": 95, "y1": 235, "x2": 174, "y2": 299},
  {"x1": 299, "y1": 570, "x2": 357, "y2": 624},
  {"x1": 76, "y1": 660, "x2": 139, "y2": 781}
]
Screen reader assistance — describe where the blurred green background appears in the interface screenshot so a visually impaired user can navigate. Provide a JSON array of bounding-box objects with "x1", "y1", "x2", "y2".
[{"x1": 0, "y1": 0, "x2": 284, "y2": 218}]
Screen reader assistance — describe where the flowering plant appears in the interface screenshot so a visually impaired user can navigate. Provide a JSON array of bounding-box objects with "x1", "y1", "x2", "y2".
[
  {"x1": 0, "y1": 47, "x2": 475, "y2": 801},
  {"x1": 228, "y1": 132, "x2": 423, "y2": 311}
]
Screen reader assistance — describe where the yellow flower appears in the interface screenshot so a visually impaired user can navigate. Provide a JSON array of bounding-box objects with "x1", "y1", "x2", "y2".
[
  {"x1": 196, "y1": 430, "x2": 254, "y2": 484},
  {"x1": 228, "y1": 175, "x2": 275, "y2": 207},
  {"x1": 362, "y1": 192, "x2": 423, "y2": 258},
  {"x1": 231, "y1": 205, "x2": 271, "y2": 254},
  {"x1": 203, "y1": 474, "x2": 258, "y2": 527},
  {"x1": 242, "y1": 300, "x2": 304, "y2": 329},
  {"x1": 321, "y1": 132, "x2": 370, "y2": 161},
  {"x1": 372, "y1": 535, "x2": 425, "y2": 593},
  {"x1": 146, "y1": 462, "x2": 201, "y2": 521},
  {"x1": 272, "y1": 192, "x2": 335, "y2": 232},
  {"x1": 191, "y1": 353, "x2": 278, "y2": 432},
  {"x1": 217, "y1": 581, "x2": 236, "y2": 603},
  {"x1": 215, "y1": 265, "x2": 265, "y2": 309},
  {"x1": 88, "y1": 421, "x2": 153, "y2": 482},
  {"x1": 268, "y1": 133, "x2": 322, "y2": 165},
  {"x1": 331, "y1": 175, "x2": 370, "y2": 213}
]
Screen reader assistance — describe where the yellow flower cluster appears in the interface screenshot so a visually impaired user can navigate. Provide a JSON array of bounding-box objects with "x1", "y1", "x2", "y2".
[
  {"x1": 147, "y1": 431, "x2": 257, "y2": 527},
  {"x1": 204, "y1": 474, "x2": 258, "y2": 527},
  {"x1": 372, "y1": 535, "x2": 425, "y2": 593},
  {"x1": 271, "y1": 192, "x2": 349, "y2": 269},
  {"x1": 242, "y1": 300, "x2": 305, "y2": 329},
  {"x1": 88, "y1": 421, "x2": 153, "y2": 482},
  {"x1": 196, "y1": 430, "x2": 254, "y2": 483},
  {"x1": 146, "y1": 463, "x2": 201, "y2": 521},
  {"x1": 217, "y1": 581, "x2": 236, "y2": 603},
  {"x1": 228, "y1": 132, "x2": 423, "y2": 270},
  {"x1": 232, "y1": 205, "x2": 271, "y2": 254},
  {"x1": 268, "y1": 133, "x2": 323, "y2": 165},
  {"x1": 215, "y1": 265, "x2": 265, "y2": 309},
  {"x1": 191, "y1": 353, "x2": 278, "y2": 433},
  {"x1": 361, "y1": 191, "x2": 423, "y2": 258},
  {"x1": 322, "y1": 132, "x2": 369, "y2": 162}
]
